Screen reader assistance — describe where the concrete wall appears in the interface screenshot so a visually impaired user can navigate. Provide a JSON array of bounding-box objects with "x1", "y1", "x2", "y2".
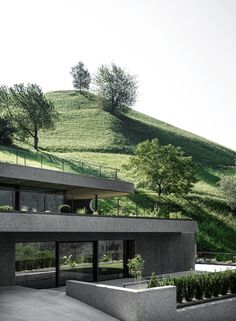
[
  {"x1": 66, "y1": 281, "x2": 176, "y2": 321},
  {"x1": 0, "y1": 237, "x2": 15, "y2": 286},
  {"x1": 66, "y1": 280, "x2": 236, "y2": 321},
  {"x1": 135, "y1": 233, "x2": 195, "y2": 275}
]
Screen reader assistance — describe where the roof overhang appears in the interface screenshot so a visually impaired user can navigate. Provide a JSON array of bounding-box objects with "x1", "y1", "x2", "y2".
[{"x1": 0, "y1": 163, "x2": 134, "y2": 199}]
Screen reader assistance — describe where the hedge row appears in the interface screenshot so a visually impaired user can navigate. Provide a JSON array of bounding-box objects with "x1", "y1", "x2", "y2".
[
  {"x1": 16, "y1": 258, "x2": 56, "y2": 271},
  {"x1": 147, "y1": 270, "x2": 236, "y2": 303}
]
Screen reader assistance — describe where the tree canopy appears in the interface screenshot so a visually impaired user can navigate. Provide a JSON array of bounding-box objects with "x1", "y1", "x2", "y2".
[
  {"x1": 0, "y1": 84, "x2": 58, "y2": 150},
  {"x1": 125, "y1": 139, "x2": 197, "y2": 196},
  {"x1": 219, "y1": 176, "x2": 236, "y2": 210},
  {"x1": 70, "y1": 61, "x2": 91, "y2": 93},
  {"x1": 0, "y1": 115, "x2": 15, "y2": 145},
  {"x1": 94, "y1": 63, "x2": 138, "y2": 114}
]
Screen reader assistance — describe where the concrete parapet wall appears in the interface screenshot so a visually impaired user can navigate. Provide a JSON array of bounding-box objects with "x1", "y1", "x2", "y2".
[{"x1": 66, "y1": 280, "x2": 236, "y2": 321}]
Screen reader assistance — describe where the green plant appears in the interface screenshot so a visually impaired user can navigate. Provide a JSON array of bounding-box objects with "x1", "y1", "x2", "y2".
[
  {"x1": 229, "y1": 270, "x2": 236, "y2": 294},
  {"x1": 193, "y1": 275, "x2": 204, "y2": 300},
  {"x1": 127, "y1": 254, "x2": 145, "y2": 280},
  {"x1": 147, "y1": 272, "x2": 160, "y2": 288},
  {"x1": 59, "y1": 204, "x2": 71, "y2": 213},
  {"x1": 219, "y1": 271, "x2": 230, "y2": 295},
  {"x1": 174, "y1": 277, "x2": 185, "y2": 303},
  {"x1": 62, "y1": 255, "x2": 77, "y2": 268},
  {"x1": 212, "y1": 272, "x2": 221, "y2": 297},
  {"x1": 0, "y1": 205, "x2": 13, "y2": 212},
  {"x1": 184, "y1": 275, "x2": 195, "y2": 302},
  {"x1": 204, "y1": 273, "x2": 213, "y2": 298}
]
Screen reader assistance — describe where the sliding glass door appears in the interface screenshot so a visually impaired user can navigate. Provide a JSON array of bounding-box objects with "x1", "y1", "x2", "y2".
[{"x1": 59, "y1": 242, "x2": 93, "y2": 286}]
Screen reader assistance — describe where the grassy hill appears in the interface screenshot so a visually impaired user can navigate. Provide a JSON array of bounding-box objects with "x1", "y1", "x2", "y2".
[{"x1": 0, "y1": 90, "x2": 235, "y2": 254}]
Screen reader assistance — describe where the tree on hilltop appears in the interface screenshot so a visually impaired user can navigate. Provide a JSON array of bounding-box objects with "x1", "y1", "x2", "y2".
[
  {"x1": 70, "y1": 61, "x2": 91, "y2": 93},
  {"x1": 0, "y1": 84, "x2": 58, "y2": 150},
  {"x1": 124, "y1": 139, "x2": 197, "y2": 196},
  {"x1": 94, "y1": 63, "x2": 138, "y2": 114}
]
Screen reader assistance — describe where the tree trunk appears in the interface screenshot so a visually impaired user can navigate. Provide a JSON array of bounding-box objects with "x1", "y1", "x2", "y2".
[{"x1": 34, "y1": 125, "x2": 38, "y2": 150}]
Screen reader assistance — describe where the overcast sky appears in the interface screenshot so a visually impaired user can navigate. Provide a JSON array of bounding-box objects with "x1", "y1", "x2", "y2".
[{"x1": 0, "y1": 0, "x2": 235, "y2": 150}]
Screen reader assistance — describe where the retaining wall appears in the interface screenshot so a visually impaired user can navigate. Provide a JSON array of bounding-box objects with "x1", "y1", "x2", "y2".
[{"x1": 66, "y1": 280, "x2": 236, "y2": 321}]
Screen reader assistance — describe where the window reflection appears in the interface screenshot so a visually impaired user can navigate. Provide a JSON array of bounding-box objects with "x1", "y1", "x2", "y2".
[
  {"x1": 20, "y1": 190, "x2": 64, "y2": 213},
  {"x1": 0, "y1": 188, "x2": 15, "y2": 208},
  {"x1": 99, "y1": 240, "x2": 124, "y2": 281}
]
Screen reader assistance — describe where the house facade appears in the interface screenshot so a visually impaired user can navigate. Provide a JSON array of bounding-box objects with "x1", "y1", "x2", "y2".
[{"x1": 0, "y1": 162, "x2": 197, "y2": 289}]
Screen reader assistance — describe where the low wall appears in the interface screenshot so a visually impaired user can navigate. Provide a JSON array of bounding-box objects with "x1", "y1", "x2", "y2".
[{"x1": 66, "y1": 280, "x2": 236, "y2": 321}]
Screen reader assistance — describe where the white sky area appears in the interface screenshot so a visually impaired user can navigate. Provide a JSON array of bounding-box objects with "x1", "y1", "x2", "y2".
[{"x1": 0, "y1": 0, "x2": 235, "y2": 150}]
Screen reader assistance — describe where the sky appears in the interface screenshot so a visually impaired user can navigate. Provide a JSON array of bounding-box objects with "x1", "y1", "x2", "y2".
[{"x1": 0, "y1": 0, "x2": 235, "y2": 150}]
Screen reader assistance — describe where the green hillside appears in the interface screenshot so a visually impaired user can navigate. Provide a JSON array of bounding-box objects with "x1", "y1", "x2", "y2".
[
  {"x1": 40, "y1": 91, "x2": 235, "y2": 166},
  {"x1": 0, "y1": 90, "x2": 235, "y2": 254}
]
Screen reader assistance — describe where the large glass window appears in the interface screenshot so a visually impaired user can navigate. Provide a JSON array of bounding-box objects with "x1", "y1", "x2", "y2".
[
  {"x1": 20, "y1": 191, "x2": 44, "y2": 212},
  {"x1": 98, "y1": 240, "x2": 124, "y2": 281},
  {"x1": 15, "y1": 242, "x2": 56, "y2": 289},
  {"x1": 60, "y1": 242, "x2": 93, "y2": 286},
  {"x1": 0, "y1": 188, "x2": 15, "y2": 208},
  {"x1": 45, "y1": 193, "x2": 64, "y2": 213},
  {"x1": 19, "y1": 189, "x2": 64, "y2": 213}
]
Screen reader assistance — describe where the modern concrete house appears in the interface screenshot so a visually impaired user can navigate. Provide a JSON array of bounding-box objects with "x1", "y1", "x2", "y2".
[{"x1": 0, "y1": 162, "x2": 197, "y2": 289}]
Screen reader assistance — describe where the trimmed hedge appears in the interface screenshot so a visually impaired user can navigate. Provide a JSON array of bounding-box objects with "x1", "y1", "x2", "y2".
[
  {"x1": 16, "y1": 257, "x2": 56, "y2": 271},
  {"x1": 147, "y1": 270, "x2": 236, "y2": 304}
]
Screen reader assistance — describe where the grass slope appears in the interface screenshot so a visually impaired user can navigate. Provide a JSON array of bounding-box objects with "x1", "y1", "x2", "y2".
[{"x1": 0, "y1": 90, "x2": 235, "y2": 253}]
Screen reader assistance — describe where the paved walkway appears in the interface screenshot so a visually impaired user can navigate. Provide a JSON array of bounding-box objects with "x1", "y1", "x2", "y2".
[
  {"x1": 0, "y1": 286, "x2": 119, "y2": 321},
  {"x1": 195, "y1": 263, "x2": 236, "y2": 272}
]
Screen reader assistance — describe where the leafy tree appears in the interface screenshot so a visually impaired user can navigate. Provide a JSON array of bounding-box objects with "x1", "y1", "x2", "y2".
[
  {"x1": 219, "y1": 176, "x2": 236, "y2": 210},
  {"x1": 125, "y1": 139, "x2": 197, "y2": 196},
  {"x1": 70, "y1": 61, "x2": 91, "y2": 93},
  {"x1": 94, "y1": 63, "x2": 138, "y2": 114},
  {"x1": 0, "y1": 84, "x2": 58, "y2": 150},
  {"x1": 127, "y1": 254, "x2": 145, "y2": 280},
  {"x1": 0, "y1": 115, "x2": 15, "y2": 145}
]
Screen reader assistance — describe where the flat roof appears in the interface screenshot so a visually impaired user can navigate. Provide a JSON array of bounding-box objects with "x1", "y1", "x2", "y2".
[{"x1": 0, "y1": 163, "x2": 134, "y2": 198}]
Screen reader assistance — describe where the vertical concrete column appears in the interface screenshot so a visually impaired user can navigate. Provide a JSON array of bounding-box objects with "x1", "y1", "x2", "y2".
[{"x1": 0, "y1": 239, "x2": 15, "y2": 286}]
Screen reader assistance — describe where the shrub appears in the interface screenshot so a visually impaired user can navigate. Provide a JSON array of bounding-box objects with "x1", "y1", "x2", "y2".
[
  {"x1": 212, "y1": 272, "x2": 221, "y2": 297},
  {"x1": 147, "y1": 273, "x2": 160, "y2": 288},
  {"x1": 194, "y1": 275, "x2": 204, "y2": 300},
  {"x1": 0, "y1": 205, "x2": 13, "y2": 212},
  {"x1": 204, "y1": 273, "x2": 213, "y2": 298},
  {"x1": 184, "y1": 275, "x2": 195, "y2": 302},
  {"x1": 59, "y1": 204, "x2": 71, "y2": 213},
  {"x1": 127, "y1": 254, "x2": 145, "y2": 280},
  {"x1": 229, "y1": 270, "x2": 236, "y2": 294},
  {"x1": 219, "y1": 272, "x2": 230, "y2": 295},
  {"x1": 174, "y1": 277, "x2": 185, "y2": 303}
]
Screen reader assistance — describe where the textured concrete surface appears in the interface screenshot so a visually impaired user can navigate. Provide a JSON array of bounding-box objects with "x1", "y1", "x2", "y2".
[
  {"x1": 0, "y1": 212, "x2": 197, "y2": 233},
  {"x1": 0, "y1": 286, "x2": 119, "y2": 321},
  {"x1": 0, "y1": 241, "x2": 15, "y2": 286},
  {"x1": 67, "y1": 280, "x2": 176, "y2": 321}
]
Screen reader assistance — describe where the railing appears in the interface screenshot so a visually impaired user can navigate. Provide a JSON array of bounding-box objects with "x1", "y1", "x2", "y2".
[
  {"x1": 0, "y1": 145, "x2": 119, "y2": 180},
  {"x1": 196, "y1": 251, "x2": 236, "y2": 264}
]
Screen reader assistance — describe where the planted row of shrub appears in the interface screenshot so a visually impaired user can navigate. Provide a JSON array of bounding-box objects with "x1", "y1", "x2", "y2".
[
  {"x1": 147, "y1": 269, "x2": 236, "y2": 304},
  {"x1": 16, "y1": 258, "x2": 56, "y2": 271}
]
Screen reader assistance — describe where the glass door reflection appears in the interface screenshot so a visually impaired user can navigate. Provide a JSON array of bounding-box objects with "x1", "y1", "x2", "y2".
[{"x1": 59, "y1": 242, "x2": 93, "y2": 286}]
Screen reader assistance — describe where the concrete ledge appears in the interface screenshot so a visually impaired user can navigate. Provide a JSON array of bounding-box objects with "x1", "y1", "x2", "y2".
[
  {"x1": 0, "y1": 212, "x2": 197, "y2": 233},
  {"x1": 66, "y1": 280, "x2": 176, "y2": 321}
]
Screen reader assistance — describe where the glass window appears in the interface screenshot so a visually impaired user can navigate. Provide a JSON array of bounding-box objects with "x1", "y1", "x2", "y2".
[
  {"x1": 45, "y1": 193, "x2": 64, "y2": 213},
  {"x1": 20, "y1": 191, "x2": 44, "y2": 212},
  {"x1": 98, "y1": 240, "x2": 124, "y2": 281},
  {"x1": 0, "y1": 188, "x2": 14, "y2": 208},
  {"x1": 60, "y1": 242, "x2": 93, "y2": 285},
  {"x1": 15, "y1": 242, "x2": 56, "y2": 289}
]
